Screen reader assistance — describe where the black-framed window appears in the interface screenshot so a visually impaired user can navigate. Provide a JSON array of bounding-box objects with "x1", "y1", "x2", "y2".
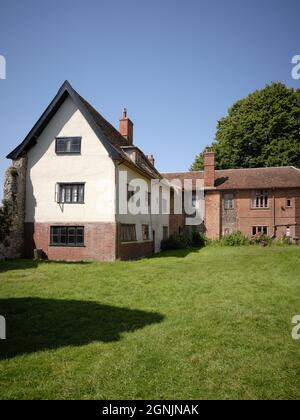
[
  {"x1": 55, "y1": 137, "x2": 81, "y2": 154},
  {"x1": 50, "y1": 226, "x2": 84, "y2": 247},
  {"x1": 127, "y1": 184, "x2": 135, "y2": 201},
  {"x1": 57, "y1": 183, "x2": 85, "y2": 204}
]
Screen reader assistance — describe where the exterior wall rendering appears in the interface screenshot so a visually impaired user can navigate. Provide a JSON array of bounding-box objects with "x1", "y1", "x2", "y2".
[{"x1": 25, "y1": 97, "x2": 116, "y2": 225}]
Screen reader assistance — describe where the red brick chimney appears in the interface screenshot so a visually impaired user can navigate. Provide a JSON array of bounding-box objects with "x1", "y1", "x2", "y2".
[
  {"x1": 119, "y1": 108, "x2": 133, "y2": 145},
  {"x1": 204, "y1": 149, "x2": 215, "y2": 188}
]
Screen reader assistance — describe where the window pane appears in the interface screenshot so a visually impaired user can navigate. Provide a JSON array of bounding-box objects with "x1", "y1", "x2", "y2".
[
  {"x1": 121, "y1": 224, "x2": 136, "y2": 242},
  {"x1": 65, "y1": 187, "x2": 72, "y2": 203},
  {"x1": 68, "y1": 228, "x2": 75, "y2": 243},
  {"x1": 70, "y1": 138, "x2": 81, "y2": 153},
  {"x1": 78, "y1": 185, "x2": 84, "y2": 203},
  {"x1": 72, "y1": 186, "x2": 78, "y2": 203},
  {"x1": 76, "y1": 227, "x2": 84, "y2": 245},
  {"x1": 56, "y1": 139, "x2": 65, "y2": 153},
  {"x1": 60, "y1": 186, "x2": 65, "y2": 203}
]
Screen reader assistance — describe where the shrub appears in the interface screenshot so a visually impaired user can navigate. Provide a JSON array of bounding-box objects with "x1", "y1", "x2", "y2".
[
  {"x1": 276, "y1": 236, "x2": 293, "y2": 246},
  {"x1": 161, "y1": 234, "x2": 188, "y2": 250},
  {"x1": 252, "y1": 233, "x2": 273, "y2": 246},
  {"x1": 8, "y1": 167, "x2": 18, "y2": 178},
  {"x1": 189, "y1": 231, "x2": 207, "y2": 248},
  {"x1": 221, "y1": 231, "x2": 250, "y2": 246}
]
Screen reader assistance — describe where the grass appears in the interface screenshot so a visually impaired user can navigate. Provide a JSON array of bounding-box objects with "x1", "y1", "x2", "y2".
[{"x1": 0, "y1": 246, "x2": 300, "y2": 400}]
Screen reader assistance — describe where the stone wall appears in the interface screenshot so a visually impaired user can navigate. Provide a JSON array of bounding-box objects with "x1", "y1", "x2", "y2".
[{"x1": 0, "y1": 157, "x2": 27, "y2": 259}]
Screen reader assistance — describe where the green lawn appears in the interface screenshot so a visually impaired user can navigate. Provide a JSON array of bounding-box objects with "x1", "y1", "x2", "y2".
[{"x1": 0, "y1": 246, "x2": 300, "y2": 400}]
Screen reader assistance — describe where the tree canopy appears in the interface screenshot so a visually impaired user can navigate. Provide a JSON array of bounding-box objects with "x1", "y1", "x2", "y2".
[{"x1": 190, "y1": 83, "x2": 300, "y2": 171}]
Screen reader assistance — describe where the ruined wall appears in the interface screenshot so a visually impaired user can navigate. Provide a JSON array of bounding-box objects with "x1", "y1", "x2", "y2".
[{"x1": 0, "y1": 157, "x2": 27, "y2": 259}]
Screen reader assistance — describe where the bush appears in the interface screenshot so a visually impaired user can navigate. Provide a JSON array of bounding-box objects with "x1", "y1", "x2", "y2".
[
  {"x1": 189, "y1": 231, "x2": 207, "y2": 248},
  {"x1": 252, "y1": 233, "x2": 273, "y2": 246},
  {"x1": 8, "y1": 167, "x2": 18, "y2": 178},
  {"x1": 276, "y1": 236, "x2": 293, "y2": 246},
  {"x1": 221, "y1": 231, "x2": 250, "y2": 246},
  {"x1": 161, "y1": 234, "x2": 188, "y2": 250}
]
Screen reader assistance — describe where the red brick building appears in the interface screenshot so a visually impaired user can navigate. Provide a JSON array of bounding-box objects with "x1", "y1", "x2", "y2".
[{"x1": 164, "y1": 151, "x2": 300, "y2": 243}]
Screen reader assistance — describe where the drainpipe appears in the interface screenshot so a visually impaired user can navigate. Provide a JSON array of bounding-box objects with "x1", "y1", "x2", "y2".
[{"x1": 273, "y1": 188, "x2": 276, "y2": 238}]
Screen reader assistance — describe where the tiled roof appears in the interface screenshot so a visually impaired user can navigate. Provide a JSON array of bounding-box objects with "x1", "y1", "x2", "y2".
[{"x1": 162, "y1": 167, "x2": 300, "y2": 190}]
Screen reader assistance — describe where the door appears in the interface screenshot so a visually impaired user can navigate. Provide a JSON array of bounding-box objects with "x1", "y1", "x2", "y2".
[{"x1": 152, "y1": 230, "x2": 155, "y2": 254}]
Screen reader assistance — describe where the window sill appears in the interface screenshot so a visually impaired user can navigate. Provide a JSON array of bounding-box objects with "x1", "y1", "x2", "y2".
[
  {"x1": 55, "y1": 153, "x2": 82, "y2": 156},
  {"x1": 57, "y1": 202, "x2": 85, "y2": 205},
  {"x1": 49, "y1": 245, "x2": 86, "y2": 248}
]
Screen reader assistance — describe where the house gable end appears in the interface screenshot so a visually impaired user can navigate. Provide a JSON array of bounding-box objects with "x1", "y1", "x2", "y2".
[{"x1": 6, "y1": 81, "x2": 121, "y2": 161}]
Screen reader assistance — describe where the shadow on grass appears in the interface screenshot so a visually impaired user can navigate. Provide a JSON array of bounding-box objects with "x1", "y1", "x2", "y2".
[
  {"x1": 152, "y1": 247, "x2": 203, "y2": 259},
  {"x1": 0, "y1": 298, "x2": 164, "y2": 360},
  {"x1": 0, "y1": 259, "x2": 92, "y2": 273}
]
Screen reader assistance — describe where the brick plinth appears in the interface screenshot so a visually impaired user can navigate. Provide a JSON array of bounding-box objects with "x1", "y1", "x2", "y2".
[
  {"x1": 118, "y1": 241, "x2": 153, "y2": 260},
  {"x1": 24, "y1": 222, "x2": 116, "y2": 261}
]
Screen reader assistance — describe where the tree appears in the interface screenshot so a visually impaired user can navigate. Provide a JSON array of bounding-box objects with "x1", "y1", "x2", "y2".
[{"x1": 190, "y1": 83, "x2": 300, "y2": 170}]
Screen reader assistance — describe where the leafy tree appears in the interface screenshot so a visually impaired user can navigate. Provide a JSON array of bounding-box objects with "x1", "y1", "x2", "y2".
[{"x1": 190, "y1": 83, "x2": 300, "y2": 170}]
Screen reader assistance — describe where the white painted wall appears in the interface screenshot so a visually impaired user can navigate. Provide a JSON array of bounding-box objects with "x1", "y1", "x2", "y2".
[
  {"x1": 25, "y1": 97, "x2": 116, "y2": 223},
  {"x1": 116, "y1": 164, "x2": 169, "y2": 252}
]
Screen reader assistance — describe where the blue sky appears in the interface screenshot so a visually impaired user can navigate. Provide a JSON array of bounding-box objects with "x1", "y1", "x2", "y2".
[{"x1": 0, "y1": 0, "x2": 300, "y2": 198}]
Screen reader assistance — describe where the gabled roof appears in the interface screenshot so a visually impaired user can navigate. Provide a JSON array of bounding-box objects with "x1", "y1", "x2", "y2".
[
  {"x1": 7, "y1": 81, "x2": 160, "y2": 179},
  {"x1": 162, "y1": 166, "x2": 300, "y2": 190}
]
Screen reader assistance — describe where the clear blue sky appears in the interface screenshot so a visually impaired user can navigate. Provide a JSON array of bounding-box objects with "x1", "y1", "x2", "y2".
[{"x1": 1, "y1": 0, "x2": 300, "y2": 198}]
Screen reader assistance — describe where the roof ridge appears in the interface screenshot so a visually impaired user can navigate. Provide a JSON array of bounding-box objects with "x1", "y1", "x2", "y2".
[{"x1": 216, "y1": 166, "x2": 294, "y2": 171}]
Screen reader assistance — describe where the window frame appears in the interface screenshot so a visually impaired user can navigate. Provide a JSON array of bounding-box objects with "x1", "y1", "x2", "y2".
[
  {"x1": 251, "y1": 190, "x2": 269, "y2": 209},
  {"x1": 127, "y1": 184, "x2": 135, "y2": 202},
  {"x1": 57, "y1": 183, "x2": 85, "y2": 204},
  {"x1": 120, "y1": 224, "x2": 137, "y2": 243},
  {"x1": 55, "y1": 137, "x2": 82, "y2": 155},
  {"x1": 224, "y1": 193, "x2": 235, "y2": 210},
  {"x1": 142, "y1": 224, "x2": 150, "y2": 241},
  {"x1": 286, "y1": 198, "x2": 293, "y2": 208},
  {"x1": 252, "y1": 226, "x2": 268, "y2": 236},
  {"x1": 50, "y1": 226, "x2": 85, "y2": 247}
]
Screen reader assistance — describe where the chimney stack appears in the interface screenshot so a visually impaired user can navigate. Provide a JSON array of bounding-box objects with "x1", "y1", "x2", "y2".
[
  {"x1": 119, "y1": 108, "x2": 134, "y2": 145},
  {"x1": 146, "y1": 154, "x2": 155, "y2": 166},
  {"x1": 204, "y1": 149, "x2": 215, "y2": 188}
]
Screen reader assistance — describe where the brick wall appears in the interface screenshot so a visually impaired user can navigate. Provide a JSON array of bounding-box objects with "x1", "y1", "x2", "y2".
[
  {"x1": 24, "y1": 222, "x2": 117, "y2": 261},
  {"x1": 234, "y1": 188, "x2": 300, "y2": 240},
  {"x1": 118, "y1": 241, "x2": 154, "y2": 260},
  {"x1": 205, "y1": 191, "x2": 221, "y2": 239}
]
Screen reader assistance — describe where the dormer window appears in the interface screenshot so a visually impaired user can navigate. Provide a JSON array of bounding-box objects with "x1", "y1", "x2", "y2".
[{"x1": 55, "y1": 137, "x2": 81, "y2": 154}]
